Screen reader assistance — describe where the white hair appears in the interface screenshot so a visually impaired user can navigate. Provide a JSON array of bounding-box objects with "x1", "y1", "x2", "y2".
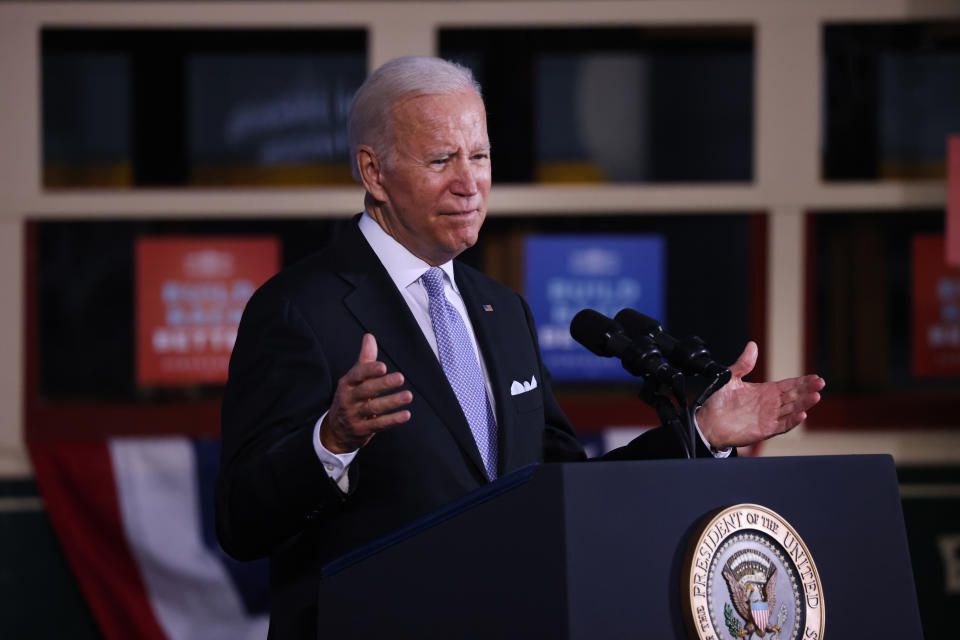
[{"x1": 347, "y1": 56, "x2": 482, "y2": 180}]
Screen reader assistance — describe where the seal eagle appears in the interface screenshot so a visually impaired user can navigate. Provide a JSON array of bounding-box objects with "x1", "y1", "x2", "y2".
[{"x1": 722, "y1": 549, "x2": 779, "y2": 638}]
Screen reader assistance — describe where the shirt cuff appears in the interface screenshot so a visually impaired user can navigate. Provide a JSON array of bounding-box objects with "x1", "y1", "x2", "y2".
[
  {"x1": 693, "y1": 408, "x2": 733, "y2": 459},
  {"x1": 313, "y1": 412, "x2": 359, "y2": 492}
]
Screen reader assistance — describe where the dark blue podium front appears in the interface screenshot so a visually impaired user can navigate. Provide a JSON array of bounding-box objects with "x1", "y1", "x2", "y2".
[{"x1": 317, "y1": 455, "x2": 921, "y2": 639}]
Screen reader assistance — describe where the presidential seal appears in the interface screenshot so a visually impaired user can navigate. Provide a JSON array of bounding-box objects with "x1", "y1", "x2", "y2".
[{"x1": 682, "y1": 504, "x2": 825, "y2": 640}]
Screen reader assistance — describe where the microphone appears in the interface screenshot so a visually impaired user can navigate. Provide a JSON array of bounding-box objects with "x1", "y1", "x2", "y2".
[
  {"x1": 569, "y1": 309, "x2": 684, "y2": 392},
  {"x1": 614, "y1": 309, "x2": 731, "y2": 386}
]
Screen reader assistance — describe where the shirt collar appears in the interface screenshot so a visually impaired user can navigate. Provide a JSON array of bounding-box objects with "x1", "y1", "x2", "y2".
[{"x1": 358, "y1": 211, "x2": 459, "y2": 292}]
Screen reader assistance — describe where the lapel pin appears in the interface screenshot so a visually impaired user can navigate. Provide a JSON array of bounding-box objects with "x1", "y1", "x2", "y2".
[{"x1": 482, "y1": 304, "x2": 494, "y2": 312}]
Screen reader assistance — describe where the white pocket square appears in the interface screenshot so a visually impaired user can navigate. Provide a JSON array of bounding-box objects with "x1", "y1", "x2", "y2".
[{"x1": 510, "y1": 375, "x2": 538, "y2": 396}]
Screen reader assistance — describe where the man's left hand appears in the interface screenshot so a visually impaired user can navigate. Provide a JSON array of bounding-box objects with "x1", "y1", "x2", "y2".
[{"x1": 696, "y1": 341, "x2": 825, "y2": 450}]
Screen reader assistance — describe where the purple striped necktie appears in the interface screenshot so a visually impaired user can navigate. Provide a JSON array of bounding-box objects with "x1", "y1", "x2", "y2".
[{"x1": 421, "y1": 267, "x2": 498, "y2": 480}]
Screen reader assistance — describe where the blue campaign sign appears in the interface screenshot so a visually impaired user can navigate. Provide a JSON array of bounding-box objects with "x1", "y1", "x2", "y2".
[{"x1": 524, "y1": 234, "x2": 665, "y2": 382}]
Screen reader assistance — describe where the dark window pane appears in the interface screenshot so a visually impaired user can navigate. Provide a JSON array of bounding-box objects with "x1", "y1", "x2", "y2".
[
  {"x1": 187, "y1": 53, "x2": 364, "y2": 186},
  {"x1": 34, "y1": 218, "x2": 350, "y2": 402},
  {"x1": 42, "y1": 29, "x2": 366, "y2": 189},
  {"x1": 468, "y1": 213, "x2": 761, "y2": 386},
  {"x1": 824, "y1": 22, "x2": 960, "y2": 180},
  {"x1": 811, "y1": 210, "x2": 960, "y2": 391},
  {"x1": 43, "y1": 53, "x2": 132, "y2": 187},
  {"x1": 440, "y1": 27, "x2": 754, "y2": 184}
]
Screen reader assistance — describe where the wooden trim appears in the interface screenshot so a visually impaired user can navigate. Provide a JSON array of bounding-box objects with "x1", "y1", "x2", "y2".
[
  {"x1": 804, "y1": 213, "x2": 816, "y2": 376},
  {"x1": 749, "y1": 213, "x2": 768, "y2": 384},
  {"x1": 25, "y1": 402, "x2": 222, "y2": 442},
  {"x1": 805, "y1": 393, "x2": 960, "y2": 429},
  {"x1": 555, "y1": 392, "x2": 660, "y2": 432}
]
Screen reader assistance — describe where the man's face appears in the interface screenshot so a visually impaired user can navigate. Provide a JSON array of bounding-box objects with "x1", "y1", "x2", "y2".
[{"x1": 372, "y1": 89, "x2": 491, "y2": 266}]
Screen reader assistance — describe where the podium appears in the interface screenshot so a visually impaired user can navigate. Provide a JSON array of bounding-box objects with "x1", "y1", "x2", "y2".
[{"x1": 317, "y1": 455, "x2": 922, "y2": 638}]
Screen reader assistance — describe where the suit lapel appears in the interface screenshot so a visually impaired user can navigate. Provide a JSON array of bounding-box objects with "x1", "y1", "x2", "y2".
[{"x1": 332, "y1": 221, "x2": 488, "y2": 479}]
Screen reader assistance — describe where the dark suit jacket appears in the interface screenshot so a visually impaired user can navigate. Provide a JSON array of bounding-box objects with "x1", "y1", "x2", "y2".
[{"x1": 216, "y1": 215, "x2": 701, "y2": 637}]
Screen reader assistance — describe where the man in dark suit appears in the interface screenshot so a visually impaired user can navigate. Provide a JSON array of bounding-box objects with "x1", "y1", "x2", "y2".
[{"x1": 216, "y1": 56, "x2": 824, "y2": 637}]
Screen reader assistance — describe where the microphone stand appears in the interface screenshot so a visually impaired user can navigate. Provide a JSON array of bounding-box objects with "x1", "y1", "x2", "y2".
[
  {"x1": 637, "y1": 376, "x2": 693, "y2": 458},
  {"x1": 635, "y1": 370, "x2": 728, "y2": 459}
]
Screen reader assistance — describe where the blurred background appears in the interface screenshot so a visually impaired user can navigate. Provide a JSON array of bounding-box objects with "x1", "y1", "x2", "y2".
[{"x1": 1, "y1": 1, "x2": 959, "y2": 638}]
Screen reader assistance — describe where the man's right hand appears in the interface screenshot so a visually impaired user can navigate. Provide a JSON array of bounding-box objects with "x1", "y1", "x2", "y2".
[{"x1": 319, "y1": 333, "x2": 413, "y2": 454}]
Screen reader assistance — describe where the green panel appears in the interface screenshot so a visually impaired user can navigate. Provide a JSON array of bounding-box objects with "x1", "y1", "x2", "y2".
[
  {"x1": 899, "y1": 466, "x2": 960, "y2": 639},
  {"x1": 0, "y1": 482, "x2": 102, "y2": 639}
]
